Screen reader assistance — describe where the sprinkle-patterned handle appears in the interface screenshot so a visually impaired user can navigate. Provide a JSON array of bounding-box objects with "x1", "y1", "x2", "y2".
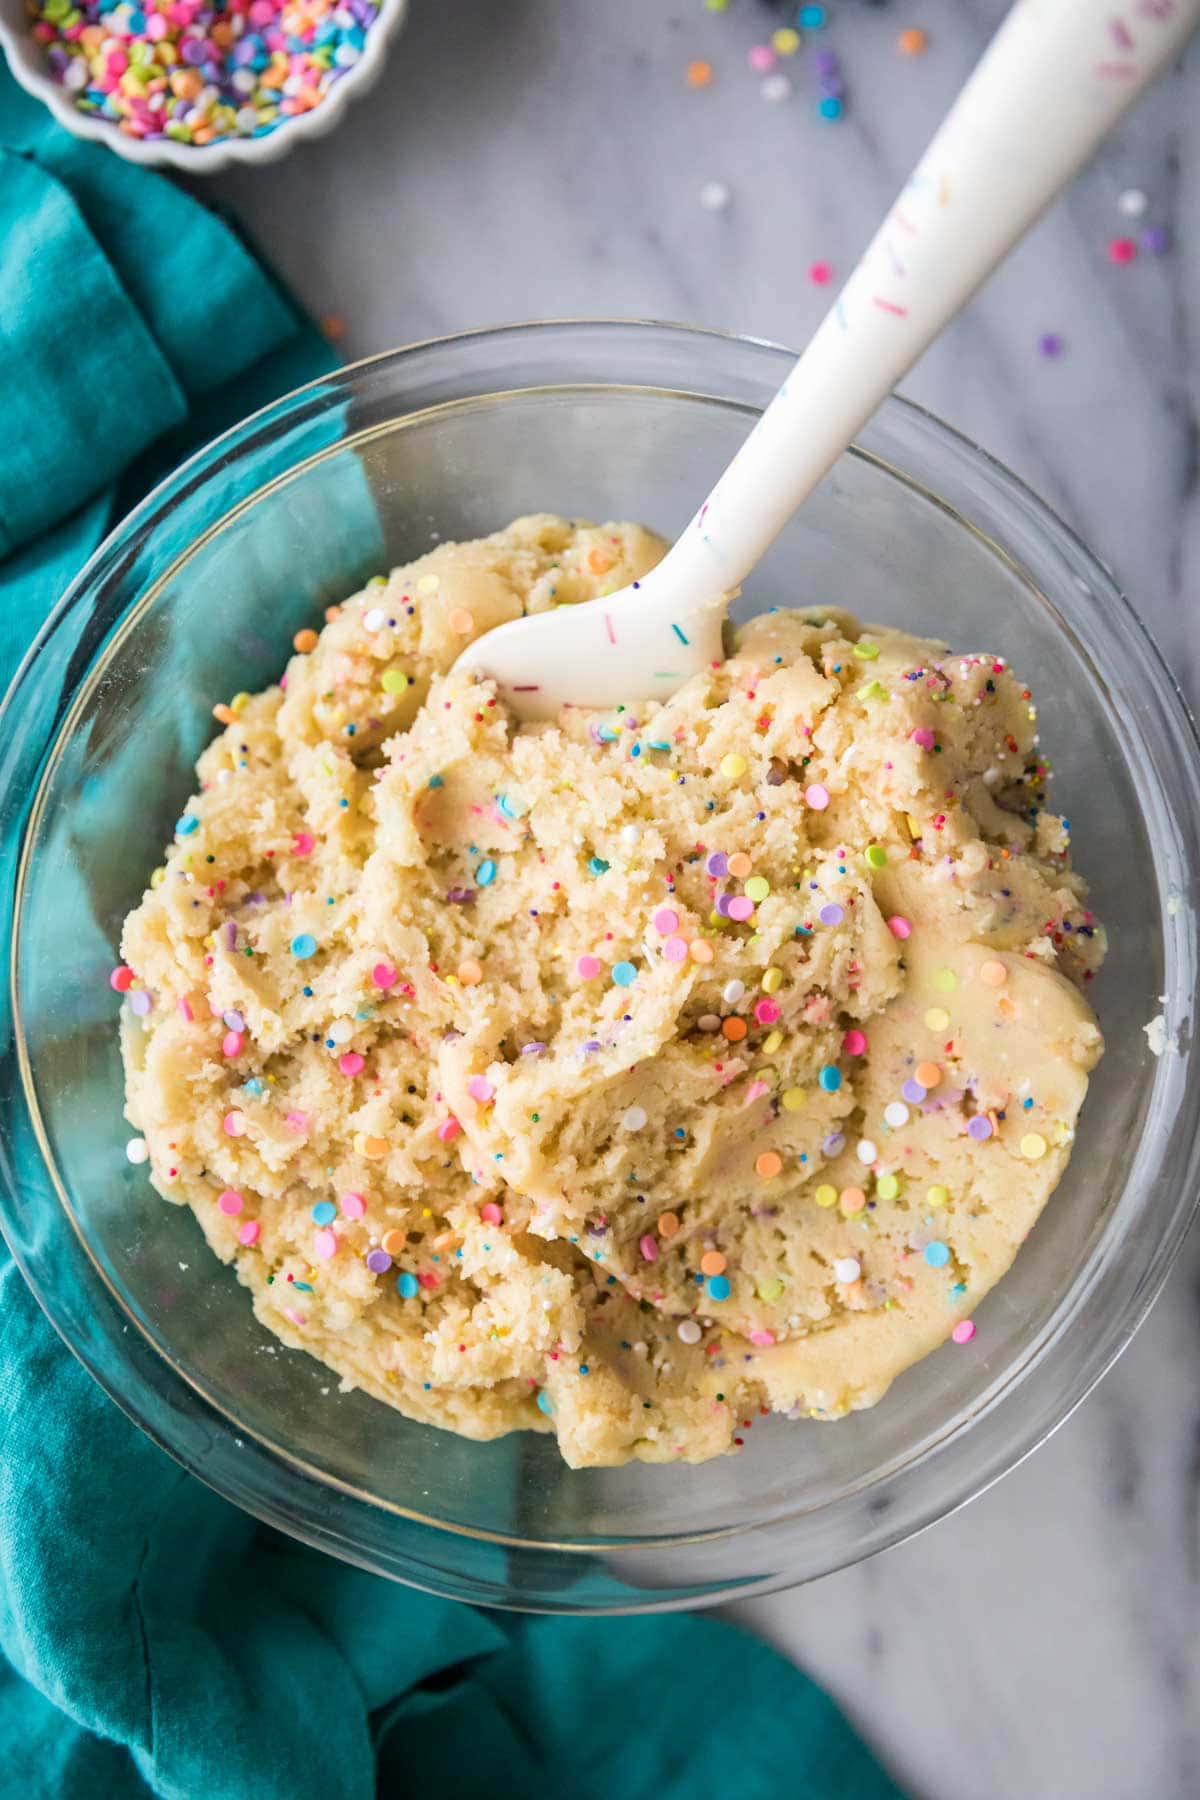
[
  {"x1": 656, "y1": 0, "x2": 1199, "y2": 608},
  {"x1": 456, "y1": 0, "x2": 1198, "y2": 717}
]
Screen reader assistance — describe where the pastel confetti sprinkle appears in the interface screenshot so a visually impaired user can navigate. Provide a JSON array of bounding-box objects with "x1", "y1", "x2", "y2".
[
  {"x1": 818, "y1": 1064, "x2": 841, "y2": 1092},
  {"x1": 843, "y1": 1030, "x2": 867, "y2": 1057},
  {"x1": 677, "y1": 1320, "x2": 703, "y2": 1345},
  {"x1": 1021, "y1": 1133, "x2": 1048, "y2": 1160},
  {"x1": 372, "y1": 962, "x2": 398, "y2": 989},
  {"x1": 755, "y1": 1151, "x2": 783, "y2": 1179},
  {"x1": 217, "y1": 1189, "x2": 243, "y2": 1216},
  {"x1": 397, "y1": 1272, "x2": 419, "y2": 1299},
  {"x1": 125, "y1": 1137, "x2": 149, "y2": 1164},
  {"x1": 924, "y1": 1241, "x2": 951, "y2": 1268},
  {"x1": 804, "y1": 783, "x2": 830, "y2": 810},
  {"x1": 238, "y1": 1221, "x2": 261, "y2": 1247},
  {"x1": 707, "y1": 1275, "x2": 732, "y2": 1301},
  {"x1": 366, "y1": 1249, "x2": 392, "y2": 1274},
  {"x1": 576, "y1": 954, "x2": 602, "y2": 979},
  {"x1": 467, "y1": 1075, "x2": 495, "y2": 1102},
  {"x1": 967, "y1": 1115, "x2": 993, "y2": 1141},
  {"x1": 654, "y1": 908, "x2": 680, "y2": 934},
  {"x1": 623, "y1": 1106, "x2": 648, "y2": 1132},
  {"x1": 291, "y1": 934, "x2": 317, "y2": 959},
  {"x1": 339, "y1": 1052, "x2": 364, "y2": 1076},
  {"x1": 834, "y1": 1257, "x2": 861, "y2": 1284},
  {"x1": 887, "y1": 916, "x2": 911, "y2": 939},
  {"x1": 952, "y1": 1320, "x2": 977, "y2": 1345},
  {"x1": 341, "y1": 1192, "x2": 367, "y2": 1219},
  {"x1": 720, "y1": 753, "x2": 748, "y2": 780},
  {"x1": 313, "y1": 1227, "x2": 338, "y2": 1260}
]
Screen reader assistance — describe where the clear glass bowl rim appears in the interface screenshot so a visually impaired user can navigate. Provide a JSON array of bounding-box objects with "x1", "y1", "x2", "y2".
[{"x1": 2, "y1": 318, "x2": 1199, "y2": 1613}]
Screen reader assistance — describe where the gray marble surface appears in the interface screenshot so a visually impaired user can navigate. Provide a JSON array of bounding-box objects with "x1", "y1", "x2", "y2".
[{"x1": 203, "y1": 3, "x2": 1199, "y2": 1795}]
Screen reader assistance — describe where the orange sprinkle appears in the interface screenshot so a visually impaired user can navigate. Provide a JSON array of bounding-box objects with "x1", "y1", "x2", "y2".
[
  {"x1": 689, "y1": 939, "x2": 715, "y2": 964},
  {"x1": 996, "y1": 994, "x2": 1017, "y2": 1021},
  {"x1": 722, "y1": 1016, "x2": 748, "y2": 1042},
  {"x1": 840, "y1": 1186, "x2": 867, "y2": 1213},
  {"x1": 212, "y1": 703, "x2": 236, "y2": 725},
  {"x1": 727, "y1": 851, "x2": 753, "y2": 879},
  {"x1": 587, "y1": 549, "x2": 614, "y2": 575},
  {"x1": 979, "y1": 959, "x2": 1007, "y2": 987},
  {"x1": 324, "y1": 604, "x2": 342, "y2": 622},
  {"x1": 381, "y1": 1229, "x2": 406, "y2": 1256},
  {"x1": 361, "y1": 1135, "x2": 390, "y2": 1160},
  {"x1": 658, "y1": 1211, "x2": 681, "y2": 1239},
  {"x1": 447, "y1": 607, "x2": 475, "y2": 635},
  {"x1": 897, "y1": 27, "x2": 929, "y2": 54},
  {"x1": 700, "y1": 1250, "x2": 727, "y2": 1276},
  {"x1": 292, "y1": 628, "x2": 319, "y2": 654},
  {"x1": 457, "y1": 959, "x2": 483, "y2": 986},
  {"x1": 321, "y1": 315, "x2": 346, "y2": 342},
  {"x1": 686, "y1": 58, "x2": 713, "y2": 87},
  {"x1": 755, "y1": 1151, "x2": 783, "y2": 1180},
  {"x1": 915, "y1": 1060, "x2": 942, "y2": 1089}
]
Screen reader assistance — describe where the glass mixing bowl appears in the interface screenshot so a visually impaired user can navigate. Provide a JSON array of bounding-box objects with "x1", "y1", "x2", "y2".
[{"x1": 2, "y1": 321, "x2": 1198, "y2": 1613}]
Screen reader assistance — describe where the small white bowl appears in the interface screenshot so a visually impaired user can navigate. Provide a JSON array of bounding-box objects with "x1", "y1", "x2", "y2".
[{"x1": 0, "y1": 0, "x2": 407, "y2": 172}]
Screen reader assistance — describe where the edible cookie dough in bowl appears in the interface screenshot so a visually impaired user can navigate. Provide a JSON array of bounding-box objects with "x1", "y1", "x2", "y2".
[{"x1": 2, "y1": 322, "x2": 1198, "y2": 1612}]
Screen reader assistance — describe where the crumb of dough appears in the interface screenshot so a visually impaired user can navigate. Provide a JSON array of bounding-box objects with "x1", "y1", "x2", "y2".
[{"x1": 118, "y1": 514, "x2": 1105, "y2": 1468}]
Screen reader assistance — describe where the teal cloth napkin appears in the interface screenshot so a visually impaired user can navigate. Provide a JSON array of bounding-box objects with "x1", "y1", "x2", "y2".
[{"x1": 0, "y1": 61, "x2": 905, "y2": 1800}]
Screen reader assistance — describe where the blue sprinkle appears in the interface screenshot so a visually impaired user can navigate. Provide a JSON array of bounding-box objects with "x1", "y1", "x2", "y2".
[
  {"x1": 588, "y1": 856, "x2": 610, "y2": 876},
  {"x1": 578, "y1": 1364, "x2": 589, "y2": 1376},
  {"x1": 818, "y1": 1063, "x2": 841, "y2": 1092},
  {"x1": 818, "y1": 95, "x2": 843, "y2": 120},
  {"x1": 648, "y1": 740, "x2": 671, "y2": 752},
  {"x1": 707, "y1": 1275, "x2": 731, "y2": 1302},
  {"x1": 497, "y1": 793, "x2": 526, "y2": 818},
  {"x1": 176, "y1": 814, "x2": 199, "y2": 836},
  {"x1": 671, "y1": 623, "x2": 690, "y2": 645},
  {"x1": 924, "y1": 1241, "x2": 951, "y2": 1268},
  {"x1": 397, "y1": 1272, "x2": 419, "y2": 1299},
  {"x1": 291, "y1": 934, "x2": 317, "y2": 959},
  {"x1": 536, "y1": 1389, "x2": 555, "y2": 1415},
  {"x1": 475, "y1": 859, "x2": 497, "y2": 886},
  {"x1": 428, "y1": 774, "x2": 444, "y2": 788},
  {"x1": 311, "y1": 1201, "x2": 336, "y2": 1225},
  {"x1": 598, "y1": 724, "x2": 618, "y2": 743},
  {"x1": 612, "y1": 961, "x2": 637, "y2": 987}
]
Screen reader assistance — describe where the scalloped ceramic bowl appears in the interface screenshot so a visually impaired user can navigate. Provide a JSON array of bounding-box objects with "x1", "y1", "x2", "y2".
[
  {"x1": 2, "y1": 322, "x2": 1199, "y2": 1614},
  {"x1": 0, "y1": 0, "x2": 407, "y2": 171}
]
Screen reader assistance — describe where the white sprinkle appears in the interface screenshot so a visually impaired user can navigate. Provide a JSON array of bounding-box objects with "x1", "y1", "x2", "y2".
[
  {"x1": 64, "y1": 58, "x2": 89, "y2": 91},
  {"x1": 697, "y1": 1013, "x2": 722, "y2": 1032},
  {"x1": 620, "y1": 824, "x2": 642, "y2": 845},
  {"x1": 834, "y1": 1257, "x2": 862, "y2": 1285},
  {"x1": 1117, "y1": 187, "x2": 1148, "y2": 217},
  {"x1": 883, "y1": 1101, "x2": 909, "y2": 1129},
  {"x1": 363, "y1": 606, "x2": 386, "y2": 631},
  {"x1": 762, "y1": 73, "x2": 792, "y2": 102},
  {"x1": 623, "y1": 1105, "x2": 648, "y2": 1131},
  {"x1": 699, "y1": 180, "x2": 731, "y2": 211},
  {"x1": 677, "y1": 1319, "x2": 703, "y2": 1344},
  {"x1": 328, "y1": 1019, "x2": 354, "y2": 1045},
  {"x1": 722, "y1": 979, "x2": 746, "y2": 1006},
  {"x1": 855, "y1": 1138, "x2": 878, "y2": 1165},
  {"x1": 126, "y1": 1138, "x2": 149, "y2": 1165}
]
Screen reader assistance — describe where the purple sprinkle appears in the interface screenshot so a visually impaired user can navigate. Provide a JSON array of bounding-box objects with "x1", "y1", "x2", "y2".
[
  {"x1": 365, "y1": 1249, "x2": 392, "y2": 1274},
  {"x1": 967, "y1": 1115, "x2": 994, "y2": 1141},
  {"x1": 446, "y1": 887, "x2": 475, "y2": 905},
  {"x1": 224, "y1": 922, "x2": 238, "y2": 949},
  {"x1": 716, "y1": 893, "x2": 734, "y2": 917},
  {"x1": 819, "y1": 74, "x2": 845, "y2": 97},
  {"x1": 129, "y1": 990, "x2": 153, "y2": 1017},
  {"x1": 901, "y1": 1078, "x2": 927, "y2": 1104},
  {"x1": 706, "y1": 852, "x2": 729, "y2": 877},
  {"x1": 1038, "y1": 332, "x2": 1064, "y2": 358},
  {"x1": 818, "y1": 903, "x2": 844, "y2": 926},
  {"x1": 814, "y1": 49, "x2": 839, "y2": 73},
  {"x1": 223, "y1": 1010, "x2": 245, "y2": 1032},
  {"x1": 582, "y1": 1040, "x2": 601, "y2": 1053},
  {"x1": 822, "y1": 1132, "x2": 846, "y2": 1156},
  {"x1": 521, "y1": 1042, "x2": 547, "y2": 1056},
  {"x1": 1141, "y1": 223, "x2": 1171, "y2": 255}
]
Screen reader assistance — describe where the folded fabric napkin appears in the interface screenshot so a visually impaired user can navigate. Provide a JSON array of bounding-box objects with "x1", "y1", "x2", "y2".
[{"x1": 0, "y1": 62, "x2": 904, "y2": 1800}]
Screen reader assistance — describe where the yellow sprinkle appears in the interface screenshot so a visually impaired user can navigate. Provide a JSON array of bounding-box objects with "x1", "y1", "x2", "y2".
[
  {"x1": 771, "y1": 25, "x2": 800, "y2": 53},
  {"x1": 150, "y1": 868, "x2": 166, "y2": 888},
  {"x1": 926, "y1": 1185, "x2": 949, "y2": 1208},
  {"x1": 781, "y1": 1087, "x2": 806, "y2": 1112},
  {"x1": 875, "y1": 1173, "x2": 900, "y2": 1201},
  {"x1": 906, "y1": 814, "x2": 923, "y2": 840},
  {"x1": 761, "y1": 967, "x2": 783, "y2": 993},
  {"x1": 924, "y1": 1007, "x2": 950, "y2": 1032},
  {"x1": 745, "y1": 876, "x2": 770, "y2": 903},
  {"x1": 1021, "y1": 1133, "x2": 1047, "y2": 1160},
  {"x1": 720, "y1": 753, "x2": 748, "y2": 780},
  {"x1": 757, "y1": 1276, "x2": 786, "y2": 1301},
  {"x1": 857, "y1": 680, "x2": 886, "y2": 702},
  {"x1": 852, "y1": 640, "x2": 880, "y2": 660},
  {"x1": 934, "y1": 968, "x2": 958, "y2": 992},
  {"x1": 814, "y1": 1184, "x2": 838, "y2": 1208},
  {"x1": 381, "y1": 667, "x2": 409, "y2": 695},
  {"x1": 417, "y1": 574, "x2": 440, "y2": 594},
  {"x1": 762, "y1": 1030, "x2": 784, "y2": 1055},
  {"x1": 230, "y1": 691, "x2": 251, "y2": 713}
]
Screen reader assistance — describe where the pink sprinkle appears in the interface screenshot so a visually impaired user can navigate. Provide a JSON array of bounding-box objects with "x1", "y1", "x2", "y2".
[
  {"x1": 808, "y1": 261, "x2": 833, "y2": 285},
  {"x1": 437, "y1": 1116, "x2": 462, "y2": 1142},
  {"x1": 339, "y1": 1052, "x2": 365, "y2": 1076},
  {"x1": 341, "y1": 1192, "x2": 366, "y2": 1219},
  {"x1": 639, "y1": 1234, "x2": 659, "y2": 1262},
  {"x1": 110, "y1": 966, "x2": 134, "y2": 992},
  {"x1": 217, "y1": 1189, "x2": 243, "y2": 1216},
  {"x1": 223, "y1": 1111, "x2": 245, "y2": 1137},
  {"x1": 286, "y1": 1111, "x2": 309, "y2": 1132},
  {"x1": 467, "y1": 1075, "x2": 495, "y2": 1103},
  {"x1": 748, "y1": 43, "x2": 776, "y2": 71},
  {"x1": 222, "y1": 1030, "x2": 243, "y2": 1058},
  {"x1": 727, "y1": 896, "x2": 755, "y2": 922},
  {"x1": 663, "y1": 935, "x2": 689, "y2": 963},
  {"x1": 745, "y1": 1080, "x2": 770, "y2": 1103},
  {"x1": 237, "y1": 1220, "x2": 261, "y2": 1246},
  {"x1": 843, "y1": 1028, "x2": 868, "y2": 1056},
  {"x1": 654, "y1": 908, "x2": 680, "y2": 935},
  {"x1": 749, "y1": 1329, "x2": 776, "y2": 1348},
  {"x1": 804, "y1": 783, "x2": 830, "y2": 810},
  {"x1": 313, "y1": 1226, "x2": 338, "y2": 1259},
  {"x1": 755, "y1": 998, "x2": 781, "y2": 1024},
  {"x1": 911, "y1": 727, "x2": 935, "y2": 751},
  {"x1": 177, "y1": 997, "x2": 194, "y2": 1022},
  {"x1": 480, "y1": 1201, "x2": 504, "y2": 1225},
  {"x1": 576, "y1": 953, "x2": 602, "y2": 979},
  {"x1": 292, "y1": 832, "x2": 316, "y2": 855},
  {"x1": 1108, "y1": 235, "x2": 1137, "y2": 264},
  {"x1": 283, "y1": 1307, "x2": 307, "y2": 1327},
  {"x1": 952, "y1": 1320, "x2": 976, "y2": 1345},
  {"x1": 372, "y1": 961, "x2": 398, "y2": 989},
  {"x1": 886, "y1": 916, "x2": 912, "y2": 939}
]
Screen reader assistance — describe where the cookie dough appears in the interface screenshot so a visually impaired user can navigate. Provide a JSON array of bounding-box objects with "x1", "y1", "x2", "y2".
[{"x1": 118, "y1": 513, "x2": 1105, "y2": 1468}]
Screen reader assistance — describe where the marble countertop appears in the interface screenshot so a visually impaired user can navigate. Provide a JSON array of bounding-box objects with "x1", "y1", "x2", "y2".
[{"x1": 204, "y1": 3, "x2": 1199, "y2": 1793}]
